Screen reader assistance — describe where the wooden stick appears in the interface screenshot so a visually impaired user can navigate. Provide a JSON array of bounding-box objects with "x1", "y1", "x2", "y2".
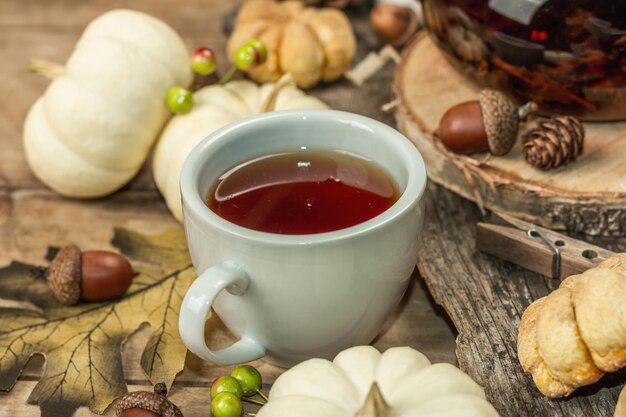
[
  {"x1": 28, "y1": 58, "x2": 65, "y2": 79},
  {"x1": 476, "y1": 213, "x2": 614, "y2": 279},
  {"x1": 346, "y1": 45, "x2": 400, "y2": 86},
  {"x1": 260, "y1": 73, "x2": 295, "y2": 113}
]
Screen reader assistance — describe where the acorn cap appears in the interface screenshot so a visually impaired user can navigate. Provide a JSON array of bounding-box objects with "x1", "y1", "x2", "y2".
[
  {"x1": 115, "y1": 383, "x2": 183, "y2": 417},
  {"x1": 478, "y1": 89, "x2": 537, "y2": 156},
  {"x1": 47, "y1": 244, "x2": 81, "y2": 305}
]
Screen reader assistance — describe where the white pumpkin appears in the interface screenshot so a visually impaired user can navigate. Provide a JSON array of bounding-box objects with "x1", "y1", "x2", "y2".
[
  {"x1": 23, "y1": 9, "x2": 191, "y2": 197},
  {"x1": 258, "y1": 346, "x2": 500, "y2": 417},
  {"x1": 153, "y1": 74, "x2": 327, "y2": 221}
]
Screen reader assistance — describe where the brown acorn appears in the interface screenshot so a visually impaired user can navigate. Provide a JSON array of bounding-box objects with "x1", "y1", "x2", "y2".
[
  {"x1": 438, "y1": 89, "x2": 538, "y2": 156},
  {"x1": 39, "y1": 244, "x2": 134, "y2": 305},
  {"x1": 370, "y1": 4, "x2": 419, "y2": 47},
  {"x1": 116, "y1": 383, "x2": 183, "y2": 417}
]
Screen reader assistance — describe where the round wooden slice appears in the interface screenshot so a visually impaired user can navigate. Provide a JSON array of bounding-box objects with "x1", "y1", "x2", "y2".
[{"x1": 394, "y1": 32, "x2": 626, "y2": 237}]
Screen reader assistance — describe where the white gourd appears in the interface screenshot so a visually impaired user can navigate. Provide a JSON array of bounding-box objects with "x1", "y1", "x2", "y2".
[
  {"x1": 23, "y1": 9, "x2": 191, "y2": 197},
  {"x1": 153, "y1": 75, "x2": 328, "y2": 221},
  {"x1": 258, "y1": 346, "x2": 500, "y2": 417}
]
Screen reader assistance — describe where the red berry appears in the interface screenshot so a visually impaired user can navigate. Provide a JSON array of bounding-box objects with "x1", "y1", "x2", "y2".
[{"x1": 191, "y1": 47, "x2": 217, "y2": 76}]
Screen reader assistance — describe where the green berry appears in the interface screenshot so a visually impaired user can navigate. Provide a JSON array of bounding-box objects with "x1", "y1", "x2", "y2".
[
  {"x1": 167, "y1": 86, "x2": 193, "y2": 114},
  {"x1": 234, "y1": 39, "x2": 268, "y2": 71},
  {"x1": 211, "y1": 375, "x2": 243, "y2": 400},
  {"x1": 234, "y1": 44, "x2": 255, "y2": 71},
  {"x1": 192, "y1": 47, "x2": 217, "y2": 76},
  {"x1": 211, "y1": 392, "x2": 243, "y2": 417},
  {"x1": 247, "y1": 39, "x2": 268, "y2": 65},
  {"x1": 230, "y1": 365, "x2": 262, "y2": 397}
]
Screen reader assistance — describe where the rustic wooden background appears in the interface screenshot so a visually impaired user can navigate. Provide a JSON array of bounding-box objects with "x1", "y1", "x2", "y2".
[{"x1": 0, "y1": 1, "x2": 624, "y2": 416}]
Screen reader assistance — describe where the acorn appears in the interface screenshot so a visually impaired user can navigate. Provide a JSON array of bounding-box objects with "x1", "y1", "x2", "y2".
[
  {"x1": 370, "y1": 3, "x2": 419, "y2": 47},
  {"x1": 116, "y1": 383, "x2": 183, "y2": 417},
  {"x1": 37, "y1": 244, "x2": 134, "y2": 305},
  {"x1": 438, "y1": 89, "x2": 538, "y2": 155}
]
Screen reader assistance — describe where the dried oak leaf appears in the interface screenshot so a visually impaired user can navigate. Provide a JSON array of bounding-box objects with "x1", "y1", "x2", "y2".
[{"x1": 0, "y1": 227, "x2": 195, "y2": 417}]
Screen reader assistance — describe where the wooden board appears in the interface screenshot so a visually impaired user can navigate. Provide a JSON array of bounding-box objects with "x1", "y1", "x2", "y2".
[
  {"x1": 418, "y1": 184, "x2": 626, "y2": 417},
  {"x1": 394, "y1": 32, "x2": 626, "y2": 237},
  {"x1": 0, "y1": 2, "x2": 458, "y2": 416}
]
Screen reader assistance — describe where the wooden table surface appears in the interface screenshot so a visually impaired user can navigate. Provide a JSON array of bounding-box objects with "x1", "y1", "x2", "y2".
[{"x1": 0, "y1": 1, "x2": 624, "y2": 417}]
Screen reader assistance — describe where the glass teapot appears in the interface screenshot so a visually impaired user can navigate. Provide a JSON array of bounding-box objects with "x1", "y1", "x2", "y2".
[{"x1": 422, "y1": 0, "x2": 626, "y2": 121}]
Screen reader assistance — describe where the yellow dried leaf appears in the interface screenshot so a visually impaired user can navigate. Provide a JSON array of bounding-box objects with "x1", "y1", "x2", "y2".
[{"x1": 0, "y1": 227, "x2": 194, "y2": 416}]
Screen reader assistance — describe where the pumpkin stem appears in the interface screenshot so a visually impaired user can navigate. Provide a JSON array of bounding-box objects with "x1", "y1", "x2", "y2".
[
  {"x1": 260, "y1": 73, "x2": 295, "y2": 113},
  {"x1": 354, "y1": 383, "x2": 393, "y2": 417},
  {"x1": 154, "y1": 382, "x2": 168, "y2": 397},
  {"x1": 517, "y1": 101, "x2": 538, "y2": 121},
  {"x1": 29, "y1": 266, "x2": 49, "y2": 281},
  {"x1": 28, "y1": 58, "x2": 65, "y2": 79}
]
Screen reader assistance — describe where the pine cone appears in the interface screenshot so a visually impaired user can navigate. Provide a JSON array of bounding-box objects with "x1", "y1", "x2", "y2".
[{"x1": 522, "y1": 115, "x2": 584, "y2": 170}]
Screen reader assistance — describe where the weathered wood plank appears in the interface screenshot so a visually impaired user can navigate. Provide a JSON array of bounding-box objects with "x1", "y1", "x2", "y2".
[{"x1": 417, "y1": 184, "x2": 626, "y2": 417}]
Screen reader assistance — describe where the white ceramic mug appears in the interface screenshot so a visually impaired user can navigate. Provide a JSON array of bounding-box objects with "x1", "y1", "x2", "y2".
[{"x1": 178, "y1": 109, "x2": 427, "y2": 367}]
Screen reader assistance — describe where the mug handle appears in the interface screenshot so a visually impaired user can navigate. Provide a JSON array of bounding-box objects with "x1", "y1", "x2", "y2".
[{"x1": 179, "y1": 260, "x2": 266, "y2": 365}]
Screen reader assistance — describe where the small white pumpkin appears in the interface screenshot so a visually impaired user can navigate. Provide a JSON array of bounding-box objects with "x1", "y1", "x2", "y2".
[
  {"x1": 152, "y1": 74, "x2": 327, "y2": 221},
  {"x1": 258, "y1": 346, "x2": 500, "y2": 417},
  {"x1": 23, "y1": 9, "x2": 191, "y2": 197}
]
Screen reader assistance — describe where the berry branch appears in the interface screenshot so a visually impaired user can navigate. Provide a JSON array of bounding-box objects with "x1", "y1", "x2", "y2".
[
  {"x1": 167, "y1": 40, "x2": 269, "y2": 114},
  {"x1": 211, "y1": 365, "x2": 269, "y2": 417}
]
